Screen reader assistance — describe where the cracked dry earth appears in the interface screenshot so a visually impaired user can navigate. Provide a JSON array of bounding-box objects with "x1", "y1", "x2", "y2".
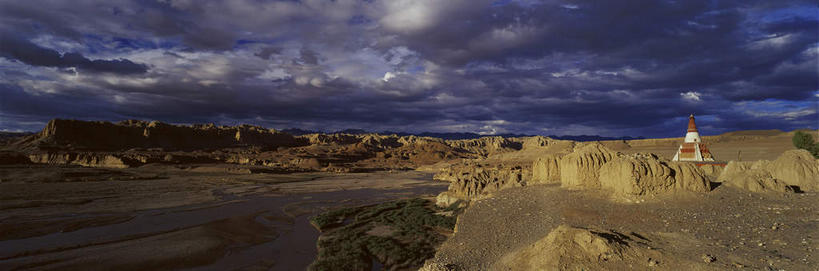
[{"x1": 428, "y1": 184, "x2": 818, "y2": 270}]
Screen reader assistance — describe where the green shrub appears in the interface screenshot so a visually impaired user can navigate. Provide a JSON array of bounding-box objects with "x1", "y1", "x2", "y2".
[
  {"x1": 308, "y1": 198, "x2": 463, "y2": 271},
  {"x1": 792, "y1": 131, "x2": 819, "y2": 158}
]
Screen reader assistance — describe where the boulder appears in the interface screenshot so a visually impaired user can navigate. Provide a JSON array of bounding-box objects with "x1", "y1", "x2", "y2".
[{"x1": 559, "y1": 144, "x2": 617, "y2": 189}]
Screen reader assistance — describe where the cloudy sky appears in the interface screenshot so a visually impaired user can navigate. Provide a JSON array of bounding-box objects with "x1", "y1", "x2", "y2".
[{"x1": 0, "y1": 0, "x2": 816, "y2": 137}]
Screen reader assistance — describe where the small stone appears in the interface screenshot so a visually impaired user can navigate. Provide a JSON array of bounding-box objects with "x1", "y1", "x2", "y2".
[
  {"x1": 647, "y1": 258, "x2": 659, "y2": 267},
  {"x1": 758, "y1": 242, "x2": 765, "y2": 247},
  {"x1": 702, "y1": 254, "x2": 716, "y2": 263},
  {"x1": 771, "y1": 225, "x2": 778, "y2": 230}
]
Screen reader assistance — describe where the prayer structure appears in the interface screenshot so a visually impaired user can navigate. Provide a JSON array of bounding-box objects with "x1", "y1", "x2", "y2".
[{"x1": 672, "y1": 114, "x2": 715, "y2": 161}]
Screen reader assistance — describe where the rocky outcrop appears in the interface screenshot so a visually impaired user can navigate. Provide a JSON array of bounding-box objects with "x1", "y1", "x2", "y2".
[
  {"x1": 721, "y1": 167, "x2": 794, "y2": 193},
  {"x1": 698, "y1": 164, "x2": 724, "y2": 180},
  {"x1": 767, "y1": 149, "x2": 819, "y2": 192},
  {"x1": 718, "y1": 150, "x2": 818, "y2": 192},
  {"x1": 300, "y1": 133, "x2": 360, "y2": 145},
  {"x1": 28, "y1": 153, "x2": 142, "y2": 168},
  {"x1": 19, "y1": 119, "x2": 307, "y2": 151},
  {"x1": 598, "y1": 154, "x2": 711, "y2": 196},
  {"x1": 717, "y1": 161, "x2": 756, "y2": 183},
  {"x1": 441, "y1": 163, "x2": 528, "y2": 200},
  {"x1": 665, "y1": 162, "x2": 712, "y2": 192},
  {"x1": 442, "y1": 141, "x2": 719, "y2": 199},
  {"x1": 531, "y1": 154, "x2": 561, "y2": 184},
  {"x1": 13, "y1": 119, "x2": 542, "y2": 171},
  {"x1": 446, "y1": 136, "x2": 522, "y2": 156},
  {"x1": 435, "y1": 191, "x2": 462, "y2": 208},
  {"x1": 559, "y1": 144, "x2": 618, "y2": 189},
  {"x1": 519, "y1": 136, "x2": 563, "y2": 150},
  {"x1": 493, "y1": 225, "x2": 657, "y2": 271}
]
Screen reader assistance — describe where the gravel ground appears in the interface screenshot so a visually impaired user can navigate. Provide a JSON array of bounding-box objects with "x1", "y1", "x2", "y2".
[{"x1": 427, "y1": 184, "x2": 819, "y2": 270}]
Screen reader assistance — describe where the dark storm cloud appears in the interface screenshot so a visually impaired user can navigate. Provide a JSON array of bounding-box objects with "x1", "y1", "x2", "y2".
[
  {"x1": 0, "y1": 35, "x2": 148, "y2": 74},
  {"x1": 0, "y1": 0, "x2": 815, "y2": 136},
  {"x1": 255, "y1": 47, "x2": 282, "y2": 60}
]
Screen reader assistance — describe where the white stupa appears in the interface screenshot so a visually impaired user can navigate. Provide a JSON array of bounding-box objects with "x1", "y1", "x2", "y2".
[{"x1": 672, "y1": 114, "x2": 715, "y2": 162}]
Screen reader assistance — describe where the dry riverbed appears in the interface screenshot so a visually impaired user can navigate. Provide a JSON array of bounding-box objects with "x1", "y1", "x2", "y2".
[{"x1": 0, "y1": 164, "x2": 448, "y2": 270}]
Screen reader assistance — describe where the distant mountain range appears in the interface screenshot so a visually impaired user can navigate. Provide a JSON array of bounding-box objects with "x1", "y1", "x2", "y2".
[
  {"x1": 0, "y1": 127, "x2": 643, "y2": 143},
  {"x1": 279, "y1": 128, "x2": 645, "y2": 142}
]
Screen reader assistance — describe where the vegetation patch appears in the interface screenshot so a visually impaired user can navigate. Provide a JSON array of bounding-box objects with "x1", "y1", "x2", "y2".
[
  {"x1": 308, "y1": 198, "x2": 463, "y2": 271},
  {"x1": 792, "y1": 131, "x2": 819, "y2": 158}
]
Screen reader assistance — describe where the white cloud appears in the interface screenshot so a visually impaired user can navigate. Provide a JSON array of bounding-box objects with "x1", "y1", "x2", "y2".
[
  {"x1": 749, "y1": 34, "x2": 792, "y2": 50},
  {"x1": 748, "y1": 108, "x2": 816, "y2": 120},
  {"x1": 379, "y1": 0, "x2": 439, "y2": 33},
  {"x1": 309, "y1": 77, "x2": 324, "y2": 88},
  {"x1": 680, "y1": 91, "x2": 702, "y2": 102},
  {"x1": 383, "y1": 71, "x2": 398, "y2": 81},
  {"x1": 258, "y1": 68, "x2": 290, "y2": 81}
]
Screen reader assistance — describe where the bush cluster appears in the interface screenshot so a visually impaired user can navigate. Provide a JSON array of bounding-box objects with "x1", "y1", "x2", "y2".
[
  {"x1": 308, "y1": 198, "x2": 461, "y2": 271},
  {"x1": 792, "y1": 131, "x2": 819, "y2": 158}
]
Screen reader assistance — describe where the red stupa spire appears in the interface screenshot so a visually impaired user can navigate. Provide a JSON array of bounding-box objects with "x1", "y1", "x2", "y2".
[{"x1": 687, "y1": 114, "x2": 698, "y2": 133}]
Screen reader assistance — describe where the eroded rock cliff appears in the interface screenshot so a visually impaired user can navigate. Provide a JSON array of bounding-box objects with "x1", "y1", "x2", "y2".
[
  {"x1": 558, "y1": 143, "x2": 618, "y2": 189},
  {"x1": 435, "y1": 161, "x2": 528, "y2": 200},
  {"x1": 18, "y1": 119, "x2": 306, "y2": 151},
  {"x1": 531, "y1": 154, "x2": 561, "y2": 184},
  {"x1": 598, "y1": 154, "x2": 710, "y2": 196},
  {"x1": 717, "y1": 149, "x2": 818, "y2": 192}
]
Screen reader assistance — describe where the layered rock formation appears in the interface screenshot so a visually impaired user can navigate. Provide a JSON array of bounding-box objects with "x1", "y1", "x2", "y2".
[
  {"x1": 718, "y1": 149, "x2": 818, "y2": 192},
  {"x1": 8, "y1": 119, "x2": 536, "y2": 171},
  {"x1": 766, "y1": 149, "x2": 819, "y2": 191},
  {"x1": 531, "y1": 154, "x2": 561, "y2": 184},
  {"x1": 17, "y1": 119, "x2": 306, "y2": 151},
  {"x1": 558, "y1": 143, "x2": 618, "y2": 189},
  {"x1": 436, "y1": 142, "x2": 718, "y2": 201},
  {"x1": 445, "y1": 136, "x2": 521, "y2": 156},
  {"x1": 721, "y1": 168, "x2": 794, "y2": 193},
  {"x1": 438, "y1": 162, "x2": 528, "y2": 200},
  {"x1": 598, "y1": 154, "x2": 711, "y2": 196},
  {"x1": 27, "y1": 153, "x2": 141, "y2": 168}
]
